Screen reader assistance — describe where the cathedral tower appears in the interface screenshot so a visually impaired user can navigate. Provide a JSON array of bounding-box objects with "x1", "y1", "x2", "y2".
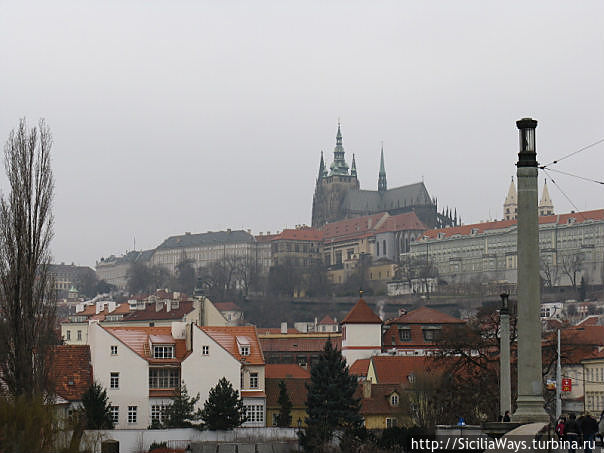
[
  {"x1": 503, "y1": 177, "x2": 517, "y2": 220},
  {"x1": 538, "y1": 180, "x2": 554, "y2": 216},
  {"x1": 378, "y1": 146, "x2": 387, "y2": 193}
]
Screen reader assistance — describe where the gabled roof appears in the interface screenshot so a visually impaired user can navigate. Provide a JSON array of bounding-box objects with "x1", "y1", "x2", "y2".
[
  {"x1": 349, "y1": 358, "x2": 370, "y2": 377},
  {"x1": 375, "y1": 212, "x2": 426, "y2": 234},
  {"x1": 103, "y1": 326, "x2": 188, "y2": 363},
  {"x1": 51, "y1": 345, "x2": 92, "y2": 402},
  {"x1": 386, "y1": 306, "x2": 464, "y2": 325},
  {"x1": 319, "y1": 315, "x2": 336, "y2": 325},
  {"x1": 265, "y1": 364, "x2": 310, "y2": 380},
  {"x1": 356, "y1": 383, "x2": 405, "y2": 416},
  {"x1": 270, "y1": 228, "x2": 323, "y2": 242},
  {"x1": 214, "y1": 302, "x2": 242, "y2": 312},
  {"x1": 341, "y1": 298, "x2": 382, "y2": 324},
  {"x1": 201, "y1": 326, "x2": 264, "y2": 365},
  {"x1": 73, "y1": 303, "x2": 131, "y2": 320},
  {"x1": 370, "y1": 356, "x2": 429, "y2": 385}
]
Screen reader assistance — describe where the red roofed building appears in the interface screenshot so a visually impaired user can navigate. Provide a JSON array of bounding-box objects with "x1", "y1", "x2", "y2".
[
  {"x1": 341, "y1": 298, "x2": 382, "y2": 365},
  {"x1": 382, "y1": 306, "x2": 465, "y2": 355},
  {"x1": 51, "y1": 345, "x2": 93, "y2": 416},
  {"x1": 409, "y1": 208, "x2": 604, "y2": 286},
  {"x1": 258, "y1": 330, "x2": 341, "y2": 369}
]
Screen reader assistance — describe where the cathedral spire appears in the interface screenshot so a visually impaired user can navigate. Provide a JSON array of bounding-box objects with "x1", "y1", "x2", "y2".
[
  {"x1": 378, "y1": 144, "x2": 387, "y2": 192},
  {"x1": 318, "y1": 151, "x2": 326, "y2": 180},
  {"x1": 329, "y1": 122, "x2": 350, "y2": 176},
  {"x1": 539, "y1": 179, "x2": 554, "y2": 216},
  {"x1": 351, "y1": 153, "x2": 357, "y2": 177},
  {"x1": 503, "y1": 176, "x2": 517, "y2": 220}
]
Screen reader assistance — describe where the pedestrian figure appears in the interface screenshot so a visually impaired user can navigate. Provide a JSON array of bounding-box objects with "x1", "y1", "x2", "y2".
[
  {"x1": 556, "y1": 416, "x2": 566, "y2": 441},
  {"x1": 579, "y1": 413, "x2": 598, "y2": 453},
  {"x1": 564, "y1": 414, "x2": 582, "y2": 453},
  {"x1": 598, "y1": 411, "x2": 604, "y2": 446}
]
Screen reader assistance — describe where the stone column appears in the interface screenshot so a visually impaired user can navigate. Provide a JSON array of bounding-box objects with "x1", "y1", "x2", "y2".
[
  {"x1": 499, "y1": 294, "x2": 511, "y2": 418},
  {"x1": 512, "y1": 118, "x2": 549, "y2": 423}
]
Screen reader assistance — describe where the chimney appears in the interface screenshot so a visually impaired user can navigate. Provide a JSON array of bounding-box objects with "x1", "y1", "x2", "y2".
[
  {"x1": 108, "y1": 301, "x2": 116, "y2": 313},
  {"x1": 362, "y1": 380, "x2": 372, "y2": 399},
  {"x1": 398, "y1": 308, "x2": 407, "y2": 317},
  {"x1": 173, "y1": 291, "x2": 180, "y2": 299},
  {"x1": 166, "y1": 301, "x2": 171, "y2": 312},
  {"x1": 75, "y1": 303, "x2": 85, "y2": 313},
  {"x1": 280, "y1": 322, "x2": 287, "y2": 334},
  {"x1": 95, "y1": 301, "x2": 104, "y2": 315},
  {"x1": 156, "y1": 300, "x2": 163, "y2": 312}
]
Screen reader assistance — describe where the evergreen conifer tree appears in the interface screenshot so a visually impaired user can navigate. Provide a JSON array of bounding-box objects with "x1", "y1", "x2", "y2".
[
  {"x1": 81, "y1": 382, "x2": 114, "y2": 429},
  {"x1": 200, "y1": 377, "x2": 247, "y2": 430},
  {"x1": 277, "y1": 380, "x2": 293, "y2": 427},
  {"x1": 300, "y1": 340, "x2": 362, "y2": 452},
  {"x1": 162, "y1": 384, "x2": 201, "y2": 428}
]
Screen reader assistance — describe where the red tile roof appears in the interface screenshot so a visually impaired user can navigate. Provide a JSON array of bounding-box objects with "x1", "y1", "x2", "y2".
[
  {"x1": 375, "y1": 212, "x2": 427, "y2": 234},
  {"x1": 258, "y1": 327, "x2": 301, "y2": 335},
  {"x1": 51, "y1": 345, "x2": 92, "y2": 402},
  {"x1": 214, "y1": 302, "x2": 242, "y2": 312},
  {"x1": 419, "y1": 209, "x2": 604, "y2": 240},
  {"x1": 370, "y1": 356, "x2": 430, "y2": 385},
  {"x1": 349, "y1": 358, "x2": 370, "y2": 377},
  {"x1": 270, "y1": 228, "x2": 323, "y2": 242},
  {"x1": 356, "y1": 383, "x2": 406, "y2": 416},
  {"x1": 341, "y1": 299, "x2": 382, "y2": 324},
  {"x1": 319, "y1": 315, "x2": 336, "y2": 325},
  {"x1": 259, "y1": 336, "x2": 341, "y2": 353},
  {"x1": 201, "y1": 326, "x2": 264, "y2": 365},
  {"x1": 74, "y1": 303, "x2": 131, "y2": 320},
  {"x1": 386, "y1": 306, "x2": 464, "y2": 325},
  {"x1": 265, "y1": 364, "x2": 310, "y2": 380},
  {"x1": 103, "y1": 326, "x2": 188, "y2": 363},
  {"x1": 123, "y1": 301, "x2": 196, "y2": 321},
  {"x1": 266, "y1": 378, "x2": 308, "y2": 407},
  {"x1": 322, "y1": 213, "x2": 387, "y2": 242}
]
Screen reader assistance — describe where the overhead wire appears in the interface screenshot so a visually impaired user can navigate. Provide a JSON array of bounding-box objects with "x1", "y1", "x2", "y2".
[{"x1": 542, "y1": 137, "x2": 604, "y2": 167}]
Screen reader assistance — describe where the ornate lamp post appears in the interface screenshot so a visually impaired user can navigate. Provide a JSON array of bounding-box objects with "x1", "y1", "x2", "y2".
[
  {"x1": 512, "y1": 118, "x2": 549, "y2": 422},
  {"x1": 499, "y1": 293, "x2": 511, "y2": 420}
]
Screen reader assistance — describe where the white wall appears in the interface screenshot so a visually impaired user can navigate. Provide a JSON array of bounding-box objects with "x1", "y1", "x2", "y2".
[
  {"x1": 181, "y1": 326, "x2": 241, "y2": 412},
  {"x1": 89, "y1": 323, "x2": 150, "y2": 429},
  {"x1": 342, "y1": 323, "x2": 382, "y2": 365}
]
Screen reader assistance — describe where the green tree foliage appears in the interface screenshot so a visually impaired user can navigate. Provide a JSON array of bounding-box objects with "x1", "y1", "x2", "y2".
[
  {"x1": 126, "y1": 261, "x2": 169, "y2": 295},
  {"x1": 0, "y1": 394, "x2": 58, "y2": 453},
  {"x1": 162, "y1": 384, "x2": 201, "y2": 428},
  {"x1": 81, "y1": 382, "x2": 114, "y2": 429},
  {"x1": 201, "y1": 377, "x2": 247, "y2": 430},
  {"x1": 174, "y1": 259, "x2": 197, "y2": 296},
  {"x1": 0, "y1": 119, "x2": 56, "y2": 397},
  {"x1": 277, "y1": 380, "x2": 293, "y2": 427},
  {"x1": 300, "y1": 340, "x2": 362, "y2": 452}
]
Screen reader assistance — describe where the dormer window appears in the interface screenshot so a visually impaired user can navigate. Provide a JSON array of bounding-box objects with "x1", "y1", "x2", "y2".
[
  {"x1": 408, "y1": 374, "x2": 416, "y2": 384},
  {"x1": 153, "y1": 345, "x2": 174, "y2": 359},
  {"x1": 237, "y1": 336, "x2": 251, "y2": 356},
  {"x1": 241, "y1": 345, "x2": 250, "y2": 356},
  {"x1": 390, "y1": 393, "x2": 399, "y2": 407}
]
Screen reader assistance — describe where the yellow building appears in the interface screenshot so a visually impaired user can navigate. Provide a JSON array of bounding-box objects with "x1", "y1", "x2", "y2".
[
  {"x1": 357, "y1": 381, "x2": 410, "y2": 429},
  {"x1": 265, "y1": 364, "x2": 311, "y2": 427}
]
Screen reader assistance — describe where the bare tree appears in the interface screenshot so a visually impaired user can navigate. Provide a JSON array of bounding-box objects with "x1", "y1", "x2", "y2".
[
  {"x1": 540, "y1": 254, "x2": 559, "y2": 288},
  {"x1": 0, "y1": 119, "x2": 56, "y2": 397},
  {"x1": 560, "y1": 251, "x2": 584, "y2": 297}
]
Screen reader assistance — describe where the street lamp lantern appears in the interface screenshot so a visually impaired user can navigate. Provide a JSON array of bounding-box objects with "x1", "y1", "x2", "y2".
[{"x1": 517, "y1": 118, "x2": 538, "y2": 165}]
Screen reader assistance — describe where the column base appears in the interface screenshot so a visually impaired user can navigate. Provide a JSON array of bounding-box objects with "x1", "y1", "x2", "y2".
[{"x1": 512, "y1": 396, "x2": 550, "y2": 423}]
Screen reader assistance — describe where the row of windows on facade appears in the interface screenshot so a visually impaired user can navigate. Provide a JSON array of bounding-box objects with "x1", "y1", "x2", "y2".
[
  {"x1": 65, "y1": 330, "x2": 82, "y2": 341},
  {"x1": 109, "y1": 369, "x2": 260, "y2": 390},
  {"x1": 390, "y1": 328, "x2": 440, "y2": 343},
  {"x1": 585, "y1": 392, "x2": 604, "y2": 412},
  {"x1": 586, "y1": 367, "x2": 604, "y2": 383},
  {"x1": 109, "y1": 405, "x2": 138, "y2": 424}
]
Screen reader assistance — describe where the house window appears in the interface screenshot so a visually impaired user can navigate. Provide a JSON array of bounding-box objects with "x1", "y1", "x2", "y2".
[
  {"x1": 408, "y1": 374, "x2": 416, "y2": 384},
  {"x1": 376, "y1": 242, "x2": 380, "y2": 256},
  {"x1": 241, "y1": 346, "x2": 250, "y2": 356},
  {"x1": 390, "y1": 394, "x2": 399, "y2": 407},
  {"x1": 383, "y1": 240, "x2": 387, "y2": 255},
  {"x1": 149, "y1": 368, "x2": 180, "y2": 388},
  {"x1": 110, "y1": 406, "x2": 119, "y2": 424},
  {"x1": 202, "y1": 345, "x2": 209, "y2": 356},
  {"x1": 386, "y1": 417, "x2": 397, "y2": 428},
  {"x1": 110, "y1": 372, "x2": 119, "y2": 389},
  {"x1": 423, "y1": 329, "x2": 440, "y2": 341},
  {"x1": 272, "y1": 413, "x2": 279, "y2": 426},
  {"x1": 151, "y1": 404, "x2": 168, "y2": 424},
  {"x1": 244, "y1": 404, "x2": 264, "y2": 423},
  {"x1": 111, "y1": 345, "x2": 118, "y2": 356},
  {"x1": 153, "y1": 345, "x2": 174, "y2": 359},
  {"x1": 128, "y1": 406, "x2": 137, "y2": 424},
  {"x1": 250, "y1": 373, "x2": 258, "y2": 389},
  {"x1": 399, "y1": 329, "x2": 411, "y2": 341},
  {"x1": 77, "y1": 330, "x2": 82, "y2": 341}
]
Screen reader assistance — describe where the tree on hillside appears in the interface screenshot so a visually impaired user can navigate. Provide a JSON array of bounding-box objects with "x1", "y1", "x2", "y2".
[
  {"x1": 200, "y1": 377, "x2": 247, "y2": 430},
  {"x1": 277, "y1": 380, "x2": 293, "y2": 427},
  {"x1": 0, "y1": 118, "x2": 57, "y2": 398},
  {"x1": 300, "y1": 340, "x2": 362, "y2": 452},
  {"x1": 560, "y1": 251, "x2": 584, "y2": 297},
  {"x1": 174, "y1": 258, "x2": 197, "y2": 296},
  {"x1": 162, "y1": 384, "x2": 201, "y2": 428},
  {"x1": 126, "y1": 262, "x2": 170, "y2": 295}
]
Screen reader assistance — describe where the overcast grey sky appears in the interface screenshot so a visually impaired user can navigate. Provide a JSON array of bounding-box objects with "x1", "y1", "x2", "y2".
[{"x1": 1, "y1": 1, "x2": 603, "y2": 267}]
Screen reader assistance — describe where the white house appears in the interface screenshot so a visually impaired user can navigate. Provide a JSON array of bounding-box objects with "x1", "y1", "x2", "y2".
[{"x1": 341, "y1": 298, "x2": 383, "y2": 365}]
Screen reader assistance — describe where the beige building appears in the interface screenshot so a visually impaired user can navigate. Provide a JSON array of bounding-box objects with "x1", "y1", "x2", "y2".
[
  {"x1": 408, "y1": 209, "x2": 604, "y2": 286},
  {"x1": 583, "y1": 353, "x2": 604, "y2": 416},
  {"x1": 96, "y1": 250, "x2": 154, "y2": 290}
]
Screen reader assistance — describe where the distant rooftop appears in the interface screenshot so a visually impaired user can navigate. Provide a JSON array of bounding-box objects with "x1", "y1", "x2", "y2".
[{"x1": 157, "y1": 230, "x2": 254, "y2": 250}]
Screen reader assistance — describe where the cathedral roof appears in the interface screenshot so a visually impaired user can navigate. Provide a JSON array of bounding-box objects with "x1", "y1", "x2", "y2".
[{"x1": 343, "y1": 182, "x2": 431, "y2": 214}]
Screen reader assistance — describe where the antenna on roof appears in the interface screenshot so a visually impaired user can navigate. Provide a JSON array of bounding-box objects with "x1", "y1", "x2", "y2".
[{"x1": 133, "y1": 233, "x2": 136, "y2": 252}]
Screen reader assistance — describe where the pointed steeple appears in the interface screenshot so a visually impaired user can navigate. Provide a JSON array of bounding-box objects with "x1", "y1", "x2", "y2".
[
  {"x1": 539, "y1": 180, "x2": 554, "y2": 216},
  {"x1": 351, "y1": 153, "x2": 357, "y2": 177},
  {"x1": 378, "y1": 145, "x2": 387, "y2": 192},
  {"x1": 317, "y1": 151, "x2": 326, "y2": 180},
  {"x1": 329, "y1": 122, "x2": 350, "y2": 176},
  {"x1": 503, "y1": 176, "x2": 518, "y2": 220}
]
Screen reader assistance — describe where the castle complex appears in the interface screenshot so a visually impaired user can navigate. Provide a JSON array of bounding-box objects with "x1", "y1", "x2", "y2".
[{"x1": 311, "y1": 124, "x2": 457, "y2": 229}]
